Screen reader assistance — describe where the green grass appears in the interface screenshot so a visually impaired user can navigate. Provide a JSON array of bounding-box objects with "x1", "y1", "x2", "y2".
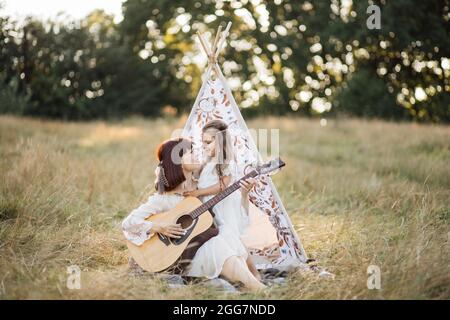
[{"x1": 0, "y1": 115, "x2": 449, "y2": 299}]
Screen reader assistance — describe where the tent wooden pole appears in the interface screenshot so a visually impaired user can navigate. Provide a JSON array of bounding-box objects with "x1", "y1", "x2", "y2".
[
  {"x1": 201, "y1": 32, "x2": 213, "y2": 56},
  {"x1": 211, "y1": 25, "x2": 222, "y2": 54},
  {"x1": 196, "y1": 31, "x2": 211, "y2": 57},
  {"x1": 214, "y1": 22, "x2": 232, "y2": 58}
]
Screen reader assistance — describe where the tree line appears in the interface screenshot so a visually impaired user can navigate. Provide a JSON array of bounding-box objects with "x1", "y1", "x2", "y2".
[{"x1": 0, "y1": 0, "x2": 448, "y2": 122}]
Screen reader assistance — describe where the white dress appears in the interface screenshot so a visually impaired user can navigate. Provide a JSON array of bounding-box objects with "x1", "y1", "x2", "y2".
[
  {"x1": 122, "y1": 192, "x2": 248, "y2": 279},
  {"x1": 197, "y1": 160, "x2": 250, "y2": 238}
]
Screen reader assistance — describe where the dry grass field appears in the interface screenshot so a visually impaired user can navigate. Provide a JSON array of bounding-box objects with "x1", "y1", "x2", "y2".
[{"x1": 0, "y1": 115, "x2": 449, "y2": 299}]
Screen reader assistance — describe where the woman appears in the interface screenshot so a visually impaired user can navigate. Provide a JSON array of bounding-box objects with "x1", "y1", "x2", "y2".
[{"x1": 122, "y1": 137, "x2": 266, "y2": 291}]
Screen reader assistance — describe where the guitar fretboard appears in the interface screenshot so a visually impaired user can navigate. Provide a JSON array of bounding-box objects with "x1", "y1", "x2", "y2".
[{"x1": 189, "y1": 171, "x2": 257, "y2": 219}]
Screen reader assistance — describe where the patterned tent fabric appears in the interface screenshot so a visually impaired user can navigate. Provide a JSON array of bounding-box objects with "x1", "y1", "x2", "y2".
[{"x1": 182, "y1": 63, "x2": 308, "y2": 270}]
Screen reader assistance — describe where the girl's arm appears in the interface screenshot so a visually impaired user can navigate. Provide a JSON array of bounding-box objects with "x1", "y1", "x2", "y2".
[
  {"x1": 239, "y1": 178, "x2": 256, "y2": 214},
  {"x1": 184, "y1": 175, "x2": 231, "y2": 197}
]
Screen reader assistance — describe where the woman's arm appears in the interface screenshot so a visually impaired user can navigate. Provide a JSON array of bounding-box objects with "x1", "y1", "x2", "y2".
[{"x1": 122, "y1": 194, "x2": 184, "y2": 245}]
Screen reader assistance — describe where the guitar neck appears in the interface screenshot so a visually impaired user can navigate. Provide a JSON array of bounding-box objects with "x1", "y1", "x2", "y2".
[{"x1": 190, "y1": 171, "x2": 256, "y2": 219}]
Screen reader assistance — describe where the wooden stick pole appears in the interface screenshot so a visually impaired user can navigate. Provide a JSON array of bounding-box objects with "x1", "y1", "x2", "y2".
[
  {"x1": 214, "y1": 22, "x2": 232, "y2": 58},
  {"x1": 196, "y1": 31, "x2": 211, "y2": 57},
  {"x1": 211, "y1": 25, "x2": 223, "y2": 55}
]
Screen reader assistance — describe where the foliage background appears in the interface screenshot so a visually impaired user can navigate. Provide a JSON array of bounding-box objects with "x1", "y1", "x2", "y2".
[{"x1": 0, "y1": 0, "x2": 449, "y2": 121}]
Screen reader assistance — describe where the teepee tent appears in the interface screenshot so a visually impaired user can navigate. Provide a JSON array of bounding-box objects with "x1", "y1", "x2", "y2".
[{"x1": 181, "y1": 22, "x2": 308, "y2": 271}]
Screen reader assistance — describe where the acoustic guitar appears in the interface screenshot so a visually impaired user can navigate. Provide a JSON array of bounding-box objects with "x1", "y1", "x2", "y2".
[{"x1": 126, "y1": 157, "x2": 285, "y2": 273}]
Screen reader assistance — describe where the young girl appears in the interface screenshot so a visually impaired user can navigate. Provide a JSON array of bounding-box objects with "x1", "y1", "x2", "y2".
[{"x1": 183, "y1": 120, "x2": 261, "y2": 281}]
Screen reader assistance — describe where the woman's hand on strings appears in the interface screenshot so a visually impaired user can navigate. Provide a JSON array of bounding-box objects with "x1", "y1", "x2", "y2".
[{"x1": 152, "y1": 221, "x2": 186, "y2": 238}]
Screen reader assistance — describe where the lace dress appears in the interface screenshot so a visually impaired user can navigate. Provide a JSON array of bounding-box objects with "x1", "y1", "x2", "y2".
[{"x1": 197, "y1": 160, "x2": 251, "y2": 237}]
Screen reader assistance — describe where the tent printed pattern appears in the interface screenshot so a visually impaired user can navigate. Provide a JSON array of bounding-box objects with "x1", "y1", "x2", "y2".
[{"x1": 181, "y1": 23, "x2": 308, "y2": 270}]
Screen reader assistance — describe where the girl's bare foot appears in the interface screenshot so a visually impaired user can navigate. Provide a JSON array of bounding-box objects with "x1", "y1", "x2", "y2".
[{"x1": 242, "y1": 280, "x2": 267, "y2": 292}]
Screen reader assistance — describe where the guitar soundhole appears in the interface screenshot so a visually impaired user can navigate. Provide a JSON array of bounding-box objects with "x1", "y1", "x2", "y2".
[{"x1": 176, "y1": 215, "x2": 194, "y2": 229}]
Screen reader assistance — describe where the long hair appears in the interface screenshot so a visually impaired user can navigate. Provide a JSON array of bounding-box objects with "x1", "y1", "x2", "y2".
[
  {"x1": 202, "y1": 120, "x2": 234, "y2": 188},
  {"x1": 154, "y1": 137, "x2": 192, "y2": 193}
]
